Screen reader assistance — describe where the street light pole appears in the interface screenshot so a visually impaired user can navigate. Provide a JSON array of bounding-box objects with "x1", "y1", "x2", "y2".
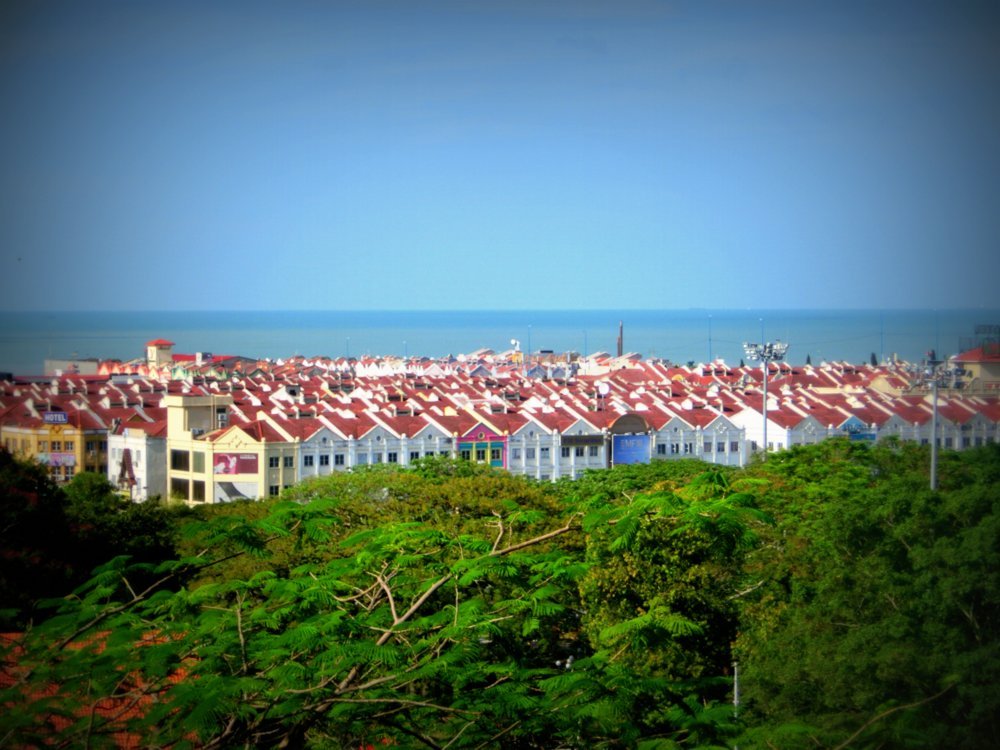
[
  {"x1": 919, "y1": 357, "x2": 964, "y2": 491},
  {"x1": 930, "y1": 378, "x2": 939, "y2": 490},
  {"x1": 743, "y1": 340, "x2": 789, "y2": 459}
]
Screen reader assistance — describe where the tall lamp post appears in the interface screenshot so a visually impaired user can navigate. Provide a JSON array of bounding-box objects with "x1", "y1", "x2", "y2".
[
  {"x1": 920, "y1": 359, "x2": 964, "y2": 490},
  {"x1": 743, "y1": 340, "x2": 789, "y2": 459}
]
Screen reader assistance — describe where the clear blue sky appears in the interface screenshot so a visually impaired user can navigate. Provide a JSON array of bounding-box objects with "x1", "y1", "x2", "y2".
[{"x1": 1, "y1": 0, "x2": 998, "y2": 311}]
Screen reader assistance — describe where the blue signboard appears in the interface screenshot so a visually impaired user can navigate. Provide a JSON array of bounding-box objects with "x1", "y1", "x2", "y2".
[
  {"x1": 612, "y1": 434, "x2": 650, "y2": 465},
  {"x1": 848, "y1": 431, "x2": 876, "y2": 442},
  {"x1": 43, "y1": 411, "x2": 68, "y2": 424},
  {"x1": 841, "y1": 419, "x2": 876, "y2": 443}
]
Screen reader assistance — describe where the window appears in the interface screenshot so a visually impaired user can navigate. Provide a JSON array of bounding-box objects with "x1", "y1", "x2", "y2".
[
  {"x1": 410, "y1": 451, "x2": 420, "y2": 461},
  {"x1": 512, "y1": 447, "x2": 521, "y2": 460},
  {"x1": 192, "y1": 480, "x2": 205, "y2": 503},
  {"x1": 269, "y1": 485, "x2": 280, "y2": 497},
  {"x1": 704, "y1": 441, "x2": 712, "y2": 453},
  {"x1": 589, "y1": 445, "x2": 598, "y2": 457},
  {"x1": 373, "y1": 453, "x2": 383, "y2": 464},
  {"x1": 730, "y1": 441, "x2": 739, "y2": 453},
  {"x1": 51, "y1": 441, "x2": 62, "y2": 452},
  {"x1": 192, "y1": 452, "x2": 205, "y2": 472},
  {"x1": 684, "y1": 443, "x2": 693, "y2": 454},
  {"x1": 319, "y1": 454, "x2": 330, "y2": 466},
  {"x1": 575, "y1": 446, "x2": 584, "y2": 457},
  {"x1": 657, "y1": 444, "x2": 667, "y2": 455},
  {"x1": 540, "y1": 447, "x2": 550, "y2": 459},
  {"x1": 63, "y1": 441, "x2": 74, "y2": 452},
  {"x1": 475, "y1": 448, "x2": 486, "y2": 462},
  {"x1": 303, "y1": 455, "x2": 314, "y2": 467},
  {"x1": 170, "y1": 477, "x2": 189, "y2": 499},
  {"x1": 750, "y1": 440, "x2": 758, "y2": 452},
  {"x1": 99, "y1": 441, "x2": 107, "y2": 451},
  {"x1": 963, "y1": 437, "x2": 971, "y2": 448},
  {"x1": 269, "y1": 456, "x2": 279, "y2": 468},
  {"x1": 86, "y1": 440, "x2": 96, "y2": 452},
  {"x1": 717, "y1": 442, "x2": 726, "y2": 453},
  {"x1": 460, "y1": 449, "x2": 472, "y2": 461},
  {"x1": 283, "y1": 456, "x2": 293, "y2": 468},
  {"x1": 491, "y1": 447, "x2": 501, "y2": 461},
  {"x1": 944, "y1": 437, "x2": 954, "y2": 448},
  {"x1": 561, "y1": 446, "x2": 570, "y2": 458},
  {"x1": 334, "y1": 454, "x2": 345, "y2": 466},
  {"x1": 671, "y1": 443, "x2": 680, "y2": 455},
  {"x1": 526, "y1": 447, "x2": 536, "y2": 460},
  {"x1": 357, "y1": 453, "x2": 368, "y2": 465},
  {"x1": 39, "y1": 440, "x2": 48, "y2": 452},
  {"x1": 170, "y1": 449, "x2": 190, "y2": 471},
  {"x1": 387, "y1": 452, "x2": 398, "y2": 463}
]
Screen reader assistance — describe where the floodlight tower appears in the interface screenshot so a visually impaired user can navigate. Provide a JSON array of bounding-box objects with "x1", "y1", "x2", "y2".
[{"x1": 742, "y1": 340, "x2": 789, "y2": 459}]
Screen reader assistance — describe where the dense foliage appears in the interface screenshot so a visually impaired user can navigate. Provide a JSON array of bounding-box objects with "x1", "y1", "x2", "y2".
[
  {"x1": 0, "y1": 443, "x2": 997, "y2": 748},
  {"x1": 735, "y1": 440, "x2": 1000, "y2": 749},
  {"x1": 0, "y1": 455, "x2": 182, "y2": 629}
]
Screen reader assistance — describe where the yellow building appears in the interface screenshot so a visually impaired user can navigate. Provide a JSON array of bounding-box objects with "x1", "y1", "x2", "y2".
[
  {"x1": 954, "y1": 344, "x2": 1000, "y2": 393},
  {"x1": 165, "y1": 394, "x2": 298, "y2": 504},
  {"x1": 1, "y1": 407, "x2": 108, "y2": 483}
]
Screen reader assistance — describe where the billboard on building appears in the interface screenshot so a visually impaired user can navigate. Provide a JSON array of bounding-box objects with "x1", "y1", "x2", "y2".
[
  {"x1": 214, "y1": 481, "x2": 258, "y2": 503},
  {"x1": 213, "y1": 453, "x2": 259, "y2": 475},
  {"x1": 612, "y1": 434, "x2": 650, "y2": 465}
]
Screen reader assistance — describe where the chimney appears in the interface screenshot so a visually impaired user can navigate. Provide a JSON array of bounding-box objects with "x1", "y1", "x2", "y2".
[{"x1": 616, "y1": 321, "x2": 623, "y2": 358}]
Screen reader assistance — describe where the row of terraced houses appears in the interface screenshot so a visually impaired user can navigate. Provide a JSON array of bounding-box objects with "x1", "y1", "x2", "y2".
[{"x1": 2, "y1": 338, "x2": 999, "y2": 504}]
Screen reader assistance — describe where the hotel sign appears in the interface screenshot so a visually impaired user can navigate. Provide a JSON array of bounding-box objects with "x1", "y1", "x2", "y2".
[{"x1": 43, "y1": 412, "x2": 68, "y2": 424}]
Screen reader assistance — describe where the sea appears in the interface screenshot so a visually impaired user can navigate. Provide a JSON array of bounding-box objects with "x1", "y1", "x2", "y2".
[{"x1": 0, "y1": 309, "x2": 998, "y2": 377}]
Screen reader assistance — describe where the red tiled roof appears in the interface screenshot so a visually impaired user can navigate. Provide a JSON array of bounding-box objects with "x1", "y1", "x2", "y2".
[{"x1": 954, "y1": 345, "x2": 1000, "y2": 363}]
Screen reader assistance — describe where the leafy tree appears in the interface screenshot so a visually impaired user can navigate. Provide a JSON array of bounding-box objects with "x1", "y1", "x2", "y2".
[
  {"x1": 0, "y1": 449, "x2": 73, "y2": 627},
  {"x1": 8, "y1": 445, "x2": 995, "y2": 748},
  {"x1": 0, "y1": 459, "x2": 183, "y2": 629},
  {"x1": 1, "y1": 464, "x2": 749, "y2": 748},
  {"x1": 579, "y1": 468, "x2": 768, "y2": 684},
  {"x1": 734, "y1": 440, "x2": 1000, "y2": 749},
  {"x1": 62, "y1": 471, "x2": 181, "y2": 580}
]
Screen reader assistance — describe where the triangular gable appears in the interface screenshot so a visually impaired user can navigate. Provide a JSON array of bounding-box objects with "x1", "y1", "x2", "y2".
[
  {"x1": 838, "y1": 414, "x2": 868, "y2": 431},
  {"x1": 407, "y1": 420, "x2": 449, "y2": 440},
  {"x1": 300, "y1": 425, "x2": 344, "y2": 446},
  {"x1": 461, "y1": 422, "x2": 504, "y2": 441},
  {"x1": 213, "y1": 424, "x2": 264, "y2": 449},
  {"x1": 558, "y1": 417, "x2": 601, "y2": 437}
]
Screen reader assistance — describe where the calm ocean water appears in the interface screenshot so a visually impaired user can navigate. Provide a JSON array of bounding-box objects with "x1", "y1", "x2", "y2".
[{"x1": 0, "y1": 309, "x2": 997, "y2": 376}]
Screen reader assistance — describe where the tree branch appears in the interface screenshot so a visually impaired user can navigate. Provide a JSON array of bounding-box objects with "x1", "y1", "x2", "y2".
[
  {"x1": 375, "y1": 568, "x2": 399, "y2": 624},
  {"x1": 831, "y1": 684, "x2": 955, "y2": 750}
]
